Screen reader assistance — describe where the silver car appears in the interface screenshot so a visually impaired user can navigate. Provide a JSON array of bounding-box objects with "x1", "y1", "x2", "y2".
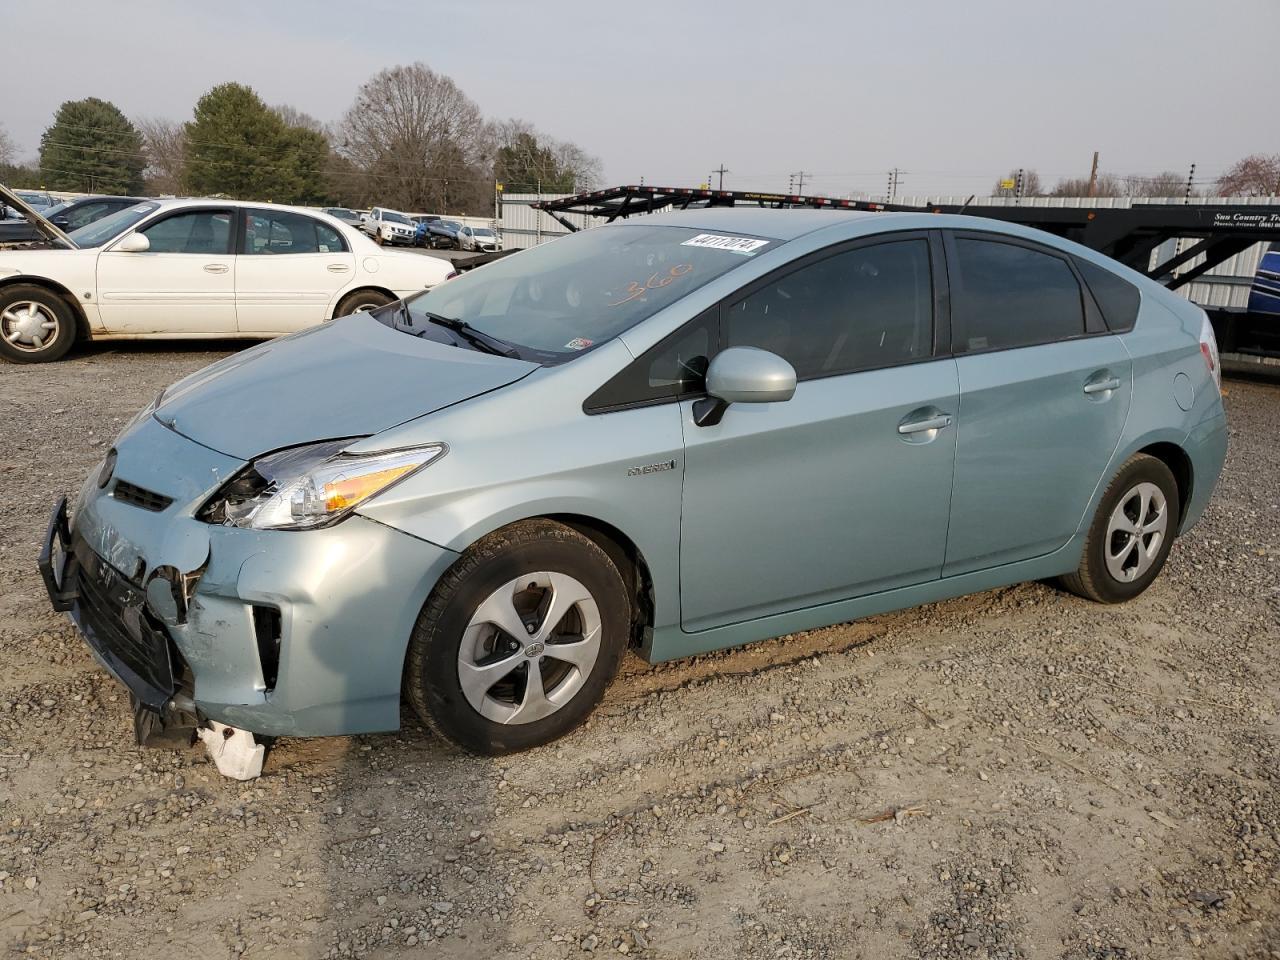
[{"x1": 42, "y1": 209, "x2": 1227, "y2": 765}]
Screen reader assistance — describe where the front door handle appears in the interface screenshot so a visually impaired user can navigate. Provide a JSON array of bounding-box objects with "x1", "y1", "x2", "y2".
[
  {"x1": 1083, "y1": 377, "x2": 1121, "y2": 395},
  {"x1": 898, "y1": 413, "x2": 953, "y2": 435},
  {"x1": 203, "y1": 263, "x2": 229, "y2": 274},
  {"x1": 327, "y1": 263, "x2": 351, "y2": 273}
]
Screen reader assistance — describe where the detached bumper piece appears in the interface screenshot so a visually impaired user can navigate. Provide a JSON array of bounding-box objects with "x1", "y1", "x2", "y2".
[{"x1": 39, "y1": 497, "x2": 197, "y2": 747}]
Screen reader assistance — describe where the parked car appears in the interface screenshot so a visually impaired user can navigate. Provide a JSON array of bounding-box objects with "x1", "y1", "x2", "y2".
[
  {"x1": 2, "y1": 189, "x2": 56, "y2": 220},
  {"x1": 458, "y1": 224, "x2": 501, "y2": 252},
  {"x1": 360, "y1": 207, "x2": 417, "y2": 246},
  {"x1": 0, "y1": 195, "x2": 143, "y2": 244},
  {"x1": 412, "y1": 214, "x2": 440, "y2": 247},
  {"x1": 322, "y1": 207, "x2": 364, "y2": 228},
  {"x1": 40, "y1": 209, "x2": 1226, "y2": 770},
  {"x1": 0, "y1": 185, "x2": 455, "y2": 363},
  {"x1": 427, "y1": 218, "x2": 463, "y2": 249}
]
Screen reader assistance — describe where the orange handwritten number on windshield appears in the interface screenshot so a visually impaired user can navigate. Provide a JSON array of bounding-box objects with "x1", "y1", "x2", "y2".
[{"x1": 609, "y1": 263, "x2": 694, "y2": 306}]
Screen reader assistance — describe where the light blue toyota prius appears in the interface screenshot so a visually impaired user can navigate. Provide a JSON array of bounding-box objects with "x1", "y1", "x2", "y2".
[{"x1": 41, "y1": 209, "x2": 1228, "y2": 762}]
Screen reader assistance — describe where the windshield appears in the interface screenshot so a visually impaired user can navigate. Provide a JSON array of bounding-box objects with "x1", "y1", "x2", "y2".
[
  {"x1": 474, "y1": 228, "x2": 494, "y2": 237},
  {"x1": 17, "y1": 191, "x2": 51, "y2": 204},
  {"x1": 442, "y1": 220, "x2": 460, "y2": 229},
  {"x1": 383, "y1": 212, "x2": 412, "y2": 225},
  {"x1": 68, "y1": 201, "x2": 159, "y2": 248},
  {"x1": 397, "y1": 224, "x2": 776, "y2": 361}
]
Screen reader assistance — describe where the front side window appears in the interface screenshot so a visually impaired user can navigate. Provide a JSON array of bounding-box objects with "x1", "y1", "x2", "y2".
[
  {"x1": 242, "y1": 210, "x2": 345, "y2": 255},
  {"x1": 141, "y1": 210, "x2": 232, "y2": 254},
  {"x1": 396, "y1": 224, "x2": 776, "y2": 362},
  {"x1": 949, "y1": 237, "x2": 1084, "y2": 352},
  {"x1": 725, "y1": 238, "x2": 934, "y2": 379}
]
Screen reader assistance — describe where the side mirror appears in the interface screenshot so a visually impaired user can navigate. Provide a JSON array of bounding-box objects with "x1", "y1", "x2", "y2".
[
  {"x1": 49, "y1": 215, "x2": 70, "y2": 229},
  {"x1": 116, "y1": 232, "x2": 150, "y2": 253},
  {"x1": 693, "y1": 346, "x2": 797, "y2": 427}
]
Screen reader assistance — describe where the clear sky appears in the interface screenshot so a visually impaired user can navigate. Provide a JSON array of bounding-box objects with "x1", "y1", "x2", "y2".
[{"x1": 6, "y1": 0, "x2": 1278, "y2": 198}]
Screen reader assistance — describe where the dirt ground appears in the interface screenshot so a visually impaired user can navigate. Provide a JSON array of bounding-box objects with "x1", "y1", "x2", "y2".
[{"x1": 1, "y1": 345, "x2": 1277, "y2": 960}]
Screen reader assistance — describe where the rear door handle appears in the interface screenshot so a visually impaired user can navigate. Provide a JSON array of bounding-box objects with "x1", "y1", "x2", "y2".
[
  {"x1": 1083, "y1": 377, "x2": 1121, "y2": 395},
  {"x1": 327, "y1": 263, "x2": 351, "y2": 273},
  {"x1": 898, "y1": 413, "x2": 953, "y2": 435},
  {"x1": 203, "y1": 263, "x2": 229, "y2": 274}
]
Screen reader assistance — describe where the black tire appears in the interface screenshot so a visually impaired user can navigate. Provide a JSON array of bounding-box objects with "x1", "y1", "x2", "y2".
[
  {"x1": 0, "y1": 284, "x2": 77, "y2": 364},
  {"x1": 334, "y1": 289, "x2": 393, "y2": 318},
  {"x1": 404, "y1": 519, "x2": 629, "y2": 755},
  {"x1": 1058, "y1": 454, "x2": 1182, "y2": 604}
]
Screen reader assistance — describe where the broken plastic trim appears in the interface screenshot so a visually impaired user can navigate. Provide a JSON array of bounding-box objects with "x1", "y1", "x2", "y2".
[{"x1": 198, "y1": 722, "x2": 265, "y2": 780}]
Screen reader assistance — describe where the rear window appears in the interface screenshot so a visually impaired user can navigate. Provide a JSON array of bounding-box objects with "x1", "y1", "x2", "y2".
[{"x1": 1075, "y1": 257, "x2": 1141, "y2": 332}]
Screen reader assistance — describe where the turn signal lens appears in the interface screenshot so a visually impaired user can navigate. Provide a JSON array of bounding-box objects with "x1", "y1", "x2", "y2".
[{"x1": 323, "y1": 464, "x2": 418, "y2": 511}]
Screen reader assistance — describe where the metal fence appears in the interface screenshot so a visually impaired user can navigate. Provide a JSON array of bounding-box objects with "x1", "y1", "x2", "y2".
[{"x1": 499, "y1": 192, "x2": 1279, "y2": 309}]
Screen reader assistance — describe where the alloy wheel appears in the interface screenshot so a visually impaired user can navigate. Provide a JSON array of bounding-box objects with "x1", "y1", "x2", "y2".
[
  {"x1": 1105, "y1": 481, "x2": 1168, "y2": 582},
  {"x1": 456, "y1": 572, "x2": 602, "y2": 724},
  {"x1": 1, "y1": 301, "x2": 59, "y2": 352}
]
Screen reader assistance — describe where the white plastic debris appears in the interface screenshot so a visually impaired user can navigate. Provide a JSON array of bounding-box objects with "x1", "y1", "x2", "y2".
[{"x1": 197, "y1": 721, "x2": 265, "y2": 780}]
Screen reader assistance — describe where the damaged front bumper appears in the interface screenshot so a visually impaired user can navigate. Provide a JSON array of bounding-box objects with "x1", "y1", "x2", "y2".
[{"x1": 41, "y1": 413, "x2": 459, "y2": 744}]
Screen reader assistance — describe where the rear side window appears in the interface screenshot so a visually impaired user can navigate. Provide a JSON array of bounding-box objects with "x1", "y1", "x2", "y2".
[
  {"x1": 584, "y1": 311, "x2": 715, "y2": 413},
  {"x1": 1075, "y1": 257, "x2": 1141, "y2": 332},
  {"x1": 725, "y1": 238, "x2": 934, "y2": 379},
  {"x1": 243, "y1": 210, "x2": 346, "y2": 255},
  {"x1": 949, "y1": 237, "x2": 1084, "y2": 352}
]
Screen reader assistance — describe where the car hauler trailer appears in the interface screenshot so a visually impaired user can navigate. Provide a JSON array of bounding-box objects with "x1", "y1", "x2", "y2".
[{"x1": 528, "y1": 185, "x2": 1280, "y2": 364}]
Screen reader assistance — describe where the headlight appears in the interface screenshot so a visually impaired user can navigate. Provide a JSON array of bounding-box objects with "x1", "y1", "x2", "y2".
[{"x1": 199, "y1": 439, "x2": 446, "y2": 530}]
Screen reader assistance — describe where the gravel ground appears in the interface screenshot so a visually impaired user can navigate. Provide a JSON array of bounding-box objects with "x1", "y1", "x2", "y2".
[{"x1": 1, "y1": 344, "x2": 1277, "y2": 959}]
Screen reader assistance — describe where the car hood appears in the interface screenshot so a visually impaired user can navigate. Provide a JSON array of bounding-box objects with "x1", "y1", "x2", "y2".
[{"x1": 152, "y1": 313, "x2": 539, "y2": 461}]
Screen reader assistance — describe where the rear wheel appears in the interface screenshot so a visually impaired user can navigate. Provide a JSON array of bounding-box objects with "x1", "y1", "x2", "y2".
[
  {"x1": 404, "y1": 519, "x2": 629, "y2": 755},
  {"x1": 334, "y1": 289, "x2": 393, "y2": 318},
  {"x1": 1059, "y1": 454, "x2": 1181, "y2": 603},
  {"x1": 0, "y1": 285, "x2": 77, "y2": 364}
]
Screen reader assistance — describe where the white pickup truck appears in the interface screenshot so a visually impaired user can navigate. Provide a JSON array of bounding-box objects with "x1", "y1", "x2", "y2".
[{"x1": 360, "y1": 208, "x2": 418, "y2": 246}]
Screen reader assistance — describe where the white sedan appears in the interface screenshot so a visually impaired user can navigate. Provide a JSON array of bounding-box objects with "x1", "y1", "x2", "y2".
[{"x1": 0, "y1": 190, "x2": 456, "y2": 363}]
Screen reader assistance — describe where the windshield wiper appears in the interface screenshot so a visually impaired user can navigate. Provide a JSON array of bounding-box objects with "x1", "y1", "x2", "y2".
[{"x1": 416, "y1": 310, "x2": 519, "y2": 358}]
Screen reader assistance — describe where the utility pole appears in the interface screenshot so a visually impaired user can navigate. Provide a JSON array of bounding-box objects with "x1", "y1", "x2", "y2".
[
  {"x1": 1184, "y1": 162, "x2": 1196, "y2": 203},
  {"x1": 711, "y1": 164, "x2": 729, "y2": 190},
  {"x1": 791, "y1": 171, "x2": 809, "y2": 195},
  {"x1": 886, "y1": 168, "x2": 903, "y2": 203},
  {"x1": 1015, "y1": 168, "x2": 1024, "y2": 202},
  {"x1": 1087, "y1": 151, "x2": 1100, "y2": 198}
]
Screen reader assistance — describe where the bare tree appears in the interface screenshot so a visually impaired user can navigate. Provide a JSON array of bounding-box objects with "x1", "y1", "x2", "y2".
[
  {"x1": 1217, "y1": 154, "x2": 1280, "y2": 197},
  {"x1": 0, "y1": 124, "x2": 15, "y2": 166},
  {"x1": 1124, "y1": 171, "x2": 1191, "y2": 197},
  {"x1": 137, "y1": 117, "x2": 185, "y2": 195},
  {"x1": 990, "y1": 168, "x2": 1043, "y2": 197},
  {"x1": 1050, "y1": 173, "x2": 1125, "y2": 197},
  {"x1": 273, "y1": 104, "x2": 326, "y2": 134},
  {"x1": 338, "y1": 63, "x2": 489, "y2": 212}
]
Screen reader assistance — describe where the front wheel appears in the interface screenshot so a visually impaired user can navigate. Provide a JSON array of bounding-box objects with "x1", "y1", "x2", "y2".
[
  {"x1": 404, "y1": 520, "x2": 629, "y2": 755},
  {"x1": 1058, "y1": 454, "x2": 1181, "y2": 604},
  {"x1": 0, "y1": 285, "x2": 77, "y2": 364}
]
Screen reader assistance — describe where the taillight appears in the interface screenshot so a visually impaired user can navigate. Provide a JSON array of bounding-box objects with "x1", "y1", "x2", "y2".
[{"x1": 1199, "y1": 312, "x2": 1221, "y2": 394}]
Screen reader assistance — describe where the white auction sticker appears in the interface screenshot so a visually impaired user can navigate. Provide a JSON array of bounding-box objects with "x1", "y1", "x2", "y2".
[{"x1": 680, "y1": 233, "x2": 769, "y2": 255}]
